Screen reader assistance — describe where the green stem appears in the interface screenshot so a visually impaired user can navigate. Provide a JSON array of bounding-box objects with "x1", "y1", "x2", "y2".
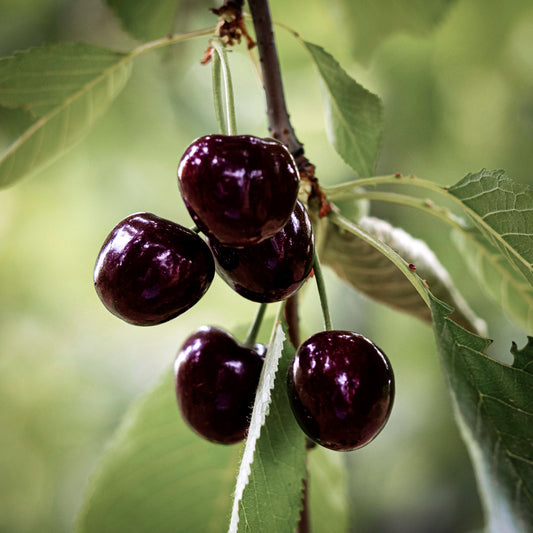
[
  {"x1": 211, "y1": 51, "x2": 228, "y2": 135},
  {"x1": 130, "y1": 27, "x2": 216, "y2": 59},
  {"x1": 323, "y1": 174, "x2": 450, "y2": 198},
  {"x1": 211, "y1": 39, "x2": 238, "y2": 136},
  {"x1": 244, "y1": 303, "x2": 268, "y2": 348},
  {"x1": 338, "y1": 190, "x2": 468, "y2": 230},
  {"x1": 313, "y1": 251, "x2": 332, "y2": 331}
]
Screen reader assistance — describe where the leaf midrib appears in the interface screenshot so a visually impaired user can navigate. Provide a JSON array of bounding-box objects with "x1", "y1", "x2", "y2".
[{"x1": 0, "y1": 50, "x2": 132, "y2": 164}]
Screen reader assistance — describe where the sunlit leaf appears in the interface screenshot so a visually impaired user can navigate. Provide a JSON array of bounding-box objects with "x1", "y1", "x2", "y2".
[
  {"x1": 323, "y1": 214, "x2": 486, "y2": 334},
  {"x1": 0, "y1": 43, "x2": 132, "y2": 188},
  {"x1": 76, "y1": 367, "x2": 241, "y2": 533},
  {"x1": 230, "y1": 314, "x2": 307, "y2": 533},
  {"x1": 448, "y1": 169, "x2": 533, "y2": 285},
  {"x1": 106, "y1": 0, "x2": 180, "y2": 42},
  {"x1": 452, "y1": 228, "x2": 533, "y2": 332},
  {"x1": 431, "y1": 294, "x2": 533, "y2": 533},
  {"x1": 303, "y1": 41, "x2": 383, "y2": 178}
]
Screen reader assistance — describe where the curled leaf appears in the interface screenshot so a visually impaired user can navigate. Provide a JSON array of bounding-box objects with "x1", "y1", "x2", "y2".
[{"x1": 322, "y1": 214, "x2": 486, "y2": 335}]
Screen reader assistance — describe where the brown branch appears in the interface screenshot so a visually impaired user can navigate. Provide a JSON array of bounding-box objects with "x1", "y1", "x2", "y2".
[{"x1": 248, "y1": 0, "x2": 304, "y2": 157}]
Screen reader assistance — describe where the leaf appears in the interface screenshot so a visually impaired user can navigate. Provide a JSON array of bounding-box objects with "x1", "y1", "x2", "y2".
[
  {"x1": 448, "y1": 169, "x2": 533, "y2": 286},
  {"x1": 76, "y1": 366, "x2": 242, "y2": 533},
  {"x1": 336, "y1": 0, "x2": 456, "y2": 60},
  {"x1": 0, "y1": 106, "x2": 35, "y2": 144},
  {"x1": 323, "y1": 214, "x2": 486, "y2": 335},
  {"x1": 0, "y1": 43, "x2": 132, "y2": 188},
  {"x1": 230, "y1": 313, "x2": 307, "y2": 532},
  {"x1": 452, "y1": 228, "x2": 533, "y2": 332},
  {"x1": 106, "y1": 0, "x2": 179, "y2": 42},
  {"x1": 430, "y1": 294, "x2": 533, "y2": 533},
  {"x1": 303, "y1": 41, "x2": 383, "y2": 178},
  {"x1": 308, "y1": 448, "x2": 349, "y2": 532}
]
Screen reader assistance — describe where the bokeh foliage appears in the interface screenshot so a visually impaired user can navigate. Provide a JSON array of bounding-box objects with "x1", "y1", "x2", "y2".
[{"x1": 1, "y1": 0, "x2": 532, "y2": 531}]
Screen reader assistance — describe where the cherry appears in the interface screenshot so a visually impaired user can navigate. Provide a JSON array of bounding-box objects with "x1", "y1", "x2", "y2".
[
  {"x1": 174, "y1": 326, "x2": 265, "y2": 444},
  {"x1": 94, "y1": 213, "x2": 214, "y2": 326},
  {"x1": 287, "y1": 331, "x2": 394, "y2": 451},
  {"x1": 207, "y1": 201, "x2": 314, "y2": 303},
  {"x1": 177, "y1": 134, "x2": 300, "y2": 247}
]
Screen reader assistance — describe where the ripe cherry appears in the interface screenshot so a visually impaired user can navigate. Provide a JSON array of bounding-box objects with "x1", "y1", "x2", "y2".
[
  {"x1": 94, "y1": 213, "x2": 214, "y2": 326},
  {"x1": 287, "y1": 331, "x2": 394, "y2": 451},
  {"x1": 177, "y1": 134, "x2": 299, "y2": 247},
  {"x1": 208, "y1": 201, "x2": 314, "y2": 303},
  {"x1": 174, "y1": 326, "x2": 265, "y2": 444}
]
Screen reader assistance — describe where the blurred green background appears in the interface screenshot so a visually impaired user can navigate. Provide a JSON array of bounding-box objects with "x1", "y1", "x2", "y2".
[{"x1": 1, "y1": 0, "x2": 532, "y2": 531}]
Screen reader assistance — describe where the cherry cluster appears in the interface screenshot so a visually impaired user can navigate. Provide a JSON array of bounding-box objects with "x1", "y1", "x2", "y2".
[{"x1": 93, "y1": 134, "x2": 394, "y2": 452}]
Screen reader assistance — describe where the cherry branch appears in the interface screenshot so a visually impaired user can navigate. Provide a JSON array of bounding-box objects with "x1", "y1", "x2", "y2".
[{"x1": 248, "y1": 0, "x2": 304, "y2": 157}]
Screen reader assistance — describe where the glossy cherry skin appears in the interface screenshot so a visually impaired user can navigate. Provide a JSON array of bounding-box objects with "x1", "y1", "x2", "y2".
[
  {"x1": 174, "y1": 326, "x2": 265, "y2": 444},
  {"x1": 287, "y1": 331, "x2": 394, "y2": 451},
  {"x1": 94, "y1": 213, "x2": 214, "y2": 326},
  {"x1": 208, "y1": 201, "x2": 315, "y2": 303},
  {"x1": 177, "y1": 134, "x2": 299, "y2": 247}
]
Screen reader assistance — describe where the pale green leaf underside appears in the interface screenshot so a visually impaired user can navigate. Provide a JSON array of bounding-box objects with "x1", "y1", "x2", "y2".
[
  {"x1": 303, "y1": 41, "x2": 383, "y2": 178},
  {"x1": 449, "y1": 169, "x2": 533, "y2": 285},
  {"x1": 106, "y1": 0, "x2": 179, "y2": 42},
  {"x1": 452, "y1": 228, "x2": 533, "y2": 332},
  {"x1": 323, "y1": 214, "x2": 485, "y2": 334},
  {"x1": 231, "y1": 317, "x2": 307, "y2": 533},
  {"x1": 431, "y1": 294, "x2": 533, "y2": 533},
  {"x1": 0, "y1": 43, "x2": 131, "y2": 188}
]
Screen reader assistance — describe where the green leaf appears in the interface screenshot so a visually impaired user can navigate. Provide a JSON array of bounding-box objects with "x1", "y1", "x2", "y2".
[
  {"x1": 76, "y1": 366, "x2": 242, "y2": 533},
  {"x1": 323, "y1": 213, "x2": 486, "y2": 334},
  {"x1": 430, "y1": 294, "x2": 533, "y2": 533},
  {"x1": 452, "y1": 228, "x2": 533, "y2": 332},
  {"x1": 0, "y1": 106, "x2": 35, "y2": 143},
  {"x1": 448, "y1": 169, "x2": 533, "y2": 286},
  {"x1": 0, "y1": 43, "x2": 132, "y2": 188},
  {"x1": 308, "y1": 448, "x2": 349, "y2": 532},
  {"x1": 106, "y1": 0, "x2": 179, "y2": 42},
  {"x1": 303, "y1": 41, "x2": 383, "y2": 178},
  {"x1": 337, "y1": 0, "x2": 456, "y2": 60},
  {"x1": 230, "y1": 313, "x2": 307, "y2": 533}
]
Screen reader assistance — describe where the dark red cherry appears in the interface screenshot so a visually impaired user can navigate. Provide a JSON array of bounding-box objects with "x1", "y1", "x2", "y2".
[
  {"x1": 287, "y1": 331, "x2": 394, "y2": 451},
  {"x1": 94, "y1": 213, "x2": 214, "y2": 326},
  {"x1": 174, "y1": 326, "x2": 265, "y2": 444},
  {"x1": 177, "y1": 134, "x2": 299, "y2": 246},
  {"x1": 207, "y1": 201, "x2": 315, "y2": 303}
]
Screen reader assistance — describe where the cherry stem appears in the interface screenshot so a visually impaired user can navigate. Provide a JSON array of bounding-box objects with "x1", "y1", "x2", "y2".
[
  {"x1": 244, "y1": 302, "x2": 268, "y2": 348},
  {"x1": 313, "y1": 251, "x2": 332, "y2": 331},
  {"x1": 211, "y1": 51, "x2": 227, "y2": 135},
  {"x1": 211, "y1": 39, "x2": 238, "y2": 136}
]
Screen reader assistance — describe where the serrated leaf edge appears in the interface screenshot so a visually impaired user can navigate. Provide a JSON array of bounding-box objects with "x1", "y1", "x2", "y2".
[
  {"x1": 431, "y1": 294, "x2": 533, "y2": 532},
  {"x1": 302, "y1": 41, "x2": 383, "y2": 178},
  {"x1": 229, "y1": 311, "x2": 286, "y2": 533}
]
